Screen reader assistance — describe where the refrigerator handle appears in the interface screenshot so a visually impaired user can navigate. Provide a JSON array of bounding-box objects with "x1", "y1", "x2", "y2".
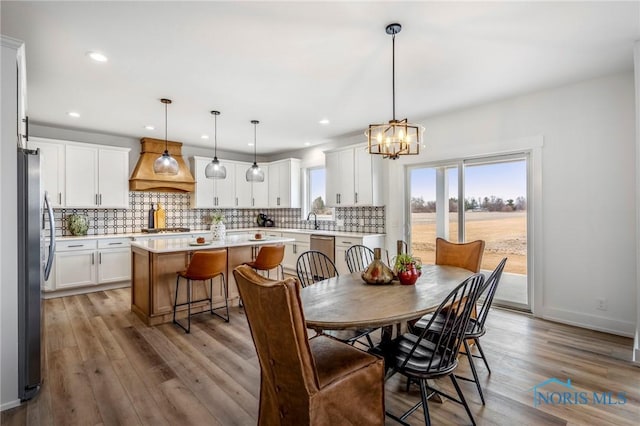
[{"x1": 44, "y1": 191, "x2": 55, "y2": 281}]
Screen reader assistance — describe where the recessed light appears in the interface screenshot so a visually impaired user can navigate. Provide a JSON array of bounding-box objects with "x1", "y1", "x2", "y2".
[
  {"x1": 248, "y1": 143, "x2": 254, "y2": 146},
  {"x1": 144, "y1": 125, "x2": 155, "y2": 130},
  {"x1": 304, "y1": 142, "x2": 311, "y2": 146},
  {"x1": 319, "y1": 118, "x2": 330, "y2": 125},
  {"x1": 67, "y1": 112, "x2": 80, "y2": 118},
  {"x1": 87, "y1": 51, "x2": 108, "y2": 63},
  {"x1": 201, "y1": 134, "x2": 209, "y2": 139}
]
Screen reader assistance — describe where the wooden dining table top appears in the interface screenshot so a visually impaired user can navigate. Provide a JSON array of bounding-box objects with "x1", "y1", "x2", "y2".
[{"x1": 300, "y1": 264, "x2": 474, "y2": 331}]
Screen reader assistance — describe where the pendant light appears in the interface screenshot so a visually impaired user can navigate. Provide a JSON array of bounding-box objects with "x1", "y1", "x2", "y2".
[
  {"x1": 365, "y1": 23, "x2": 424, "y2": 160},
  {"x1": 205, "y1": 110, "x2": 227, "y2": 179},
  {"x1": 246, "y1": 120, "x2": 264, "y2": 182},
  {"x1": 153, "y1": 98, "x2": 179, "y2": 175}
]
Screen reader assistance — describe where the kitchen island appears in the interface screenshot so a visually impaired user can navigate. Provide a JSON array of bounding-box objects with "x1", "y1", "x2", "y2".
[{"x1": 130, "y1": 234, "x2": 294, "y2": 325}]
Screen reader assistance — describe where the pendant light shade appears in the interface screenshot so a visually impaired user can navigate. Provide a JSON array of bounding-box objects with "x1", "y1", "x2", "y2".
[
  {"x1": 153, "y1": 98, "x2": 179, "y2": 175},
  {"x1": 246, "y1": 120, "x2": 264, "y2": 182},
  {"x1": 205, "y1": 110, "x2": 227, "y2": 179},
  {"x1": 365, "y1": 23, "x2": 424, "y2": 160}
]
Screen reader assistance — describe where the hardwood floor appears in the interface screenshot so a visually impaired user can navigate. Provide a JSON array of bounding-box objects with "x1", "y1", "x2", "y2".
[{"x1": 2, "y1": 288, "x2": 638, "y2": 425}]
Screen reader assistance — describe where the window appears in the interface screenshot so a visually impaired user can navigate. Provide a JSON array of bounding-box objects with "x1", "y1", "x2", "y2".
[
  {"x1": 307, "y1": 167, "x2": 334, "y2": 220},
  {"x1": 408, "y1": 153, "x2": 530, "y2": 311}
]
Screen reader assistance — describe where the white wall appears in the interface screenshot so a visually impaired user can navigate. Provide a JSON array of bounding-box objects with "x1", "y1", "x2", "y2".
[
  {"x1": 1, "y1": 37, "x2": 22, "y2": 410},
  {"x1": 383, "y1": 72, "x2": 636, "y2": 336},
  {"x1": 633, "y1": 41, "x2": 640, "y2": 362}
]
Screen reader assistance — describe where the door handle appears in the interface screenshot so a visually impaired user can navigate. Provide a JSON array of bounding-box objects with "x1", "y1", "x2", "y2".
[
  {"x1": 91, "y1": 253, "x2": 95, "y2": 264},
  {"x1": 99, "y1": 194, "x2": 102, "y2": 205},
  {"x1": 355, "y1": 192, "x2": 358, "y2": 203},
  {"x1": 43, "y1": 192, "x2": 55, "y2": 281},
  {"x1": 23, "y1": 116, "x2": 29, "y2": 141},
  {"x1": 99, "y1": 252, "x2": 102, "y2": 264},
  {"x1": 235, "y1": 197, "x2": 238, "y2": 206},
  {"x1": 68, "y1": 244, "x2": 84, "y2": 248},
  {"x1": 58, "y1": 192, "x2": 62, "y2": 204}
]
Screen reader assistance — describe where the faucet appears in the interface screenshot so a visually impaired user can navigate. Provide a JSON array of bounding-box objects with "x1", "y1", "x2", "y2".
[{"x1": 306, "y1": 212, "x2": 319, "y2": 230}]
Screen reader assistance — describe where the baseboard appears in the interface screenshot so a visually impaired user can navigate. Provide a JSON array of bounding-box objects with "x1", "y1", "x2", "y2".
[
  {"x1": 1, "y1": 399, "x2": 21, "y2": 412},
  {"x1": 542, "y1": 307, "x2": 635, "y2": 337},
  {"x1": 43, "y1": 282, "x2": 130, "y2": 299}
]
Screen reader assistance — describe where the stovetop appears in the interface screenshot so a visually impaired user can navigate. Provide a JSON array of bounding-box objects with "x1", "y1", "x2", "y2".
[{"x1": 141, "y1": 227, "x2": 191, "y2": 233}]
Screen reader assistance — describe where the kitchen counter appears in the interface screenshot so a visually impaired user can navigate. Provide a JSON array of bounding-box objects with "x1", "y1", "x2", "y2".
[
  {"x1": 55, "y1": 228, "x2": 385, "y2": 241},
  {"x1": 130, "y1": 234, "x2": 295, "y2": 253},
  {"x1": 130, "y1": 235, "x2": 295, "y2": 325}
]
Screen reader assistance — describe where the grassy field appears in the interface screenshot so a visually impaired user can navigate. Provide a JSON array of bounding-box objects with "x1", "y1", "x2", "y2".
[{"x1": 410, "y1": 211, "x2": 527, "y2": 275}]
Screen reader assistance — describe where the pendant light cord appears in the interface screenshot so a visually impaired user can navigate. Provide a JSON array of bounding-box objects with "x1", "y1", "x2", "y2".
[
  {"x1": 253, "y1": 122, "x2": 257, "y2": 163},
  {"x1": 392, "y1": 32, "x2": 396, "y2": 121},
  {"x1": 214, "y1": 113, "x2": 218, "y2": 157},
  {"x1": 164, "y1": 101, "x2": 168, "y2": 152}
]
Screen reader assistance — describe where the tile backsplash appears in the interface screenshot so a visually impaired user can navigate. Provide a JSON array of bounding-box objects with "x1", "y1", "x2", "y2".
[{"x1": 52, "y1": 192, "x2": 385, "y2": 236}]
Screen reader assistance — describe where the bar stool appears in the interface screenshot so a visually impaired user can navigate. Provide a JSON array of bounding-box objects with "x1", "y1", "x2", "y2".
[
  {"x1": 245, "y1": 245, "x2": 285, "y2": 280},
  {"x1": 173, "y1": 250, "x2": 229, "y2": 333}
]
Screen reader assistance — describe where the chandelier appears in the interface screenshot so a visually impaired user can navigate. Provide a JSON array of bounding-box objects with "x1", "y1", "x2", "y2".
[{"x1": 366, "y1": 23, "x2": 424, "y2": 160}]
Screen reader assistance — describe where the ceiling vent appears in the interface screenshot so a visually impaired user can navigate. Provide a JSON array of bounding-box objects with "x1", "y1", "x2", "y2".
[{"x1": 129, "y1": 138, "x2": 195, "y2": 192}]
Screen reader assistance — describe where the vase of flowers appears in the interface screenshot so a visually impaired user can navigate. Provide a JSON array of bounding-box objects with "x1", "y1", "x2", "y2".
[
  {"x1": 394, "y1": 253, "x2": 422, "y2": 285},
  {"x1": 210, "y1": 211, "x2": 226, "y2": 240}
]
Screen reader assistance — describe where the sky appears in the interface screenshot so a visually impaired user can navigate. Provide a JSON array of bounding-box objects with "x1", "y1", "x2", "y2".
[{"x1": 410, "y1": 160, "x2": 527, "y2": 202}]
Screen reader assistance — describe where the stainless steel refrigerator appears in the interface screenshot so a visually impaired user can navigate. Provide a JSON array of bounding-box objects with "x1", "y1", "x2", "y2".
[{"x1": 17, "y1": 147, "x2": 55, "y2": 401}]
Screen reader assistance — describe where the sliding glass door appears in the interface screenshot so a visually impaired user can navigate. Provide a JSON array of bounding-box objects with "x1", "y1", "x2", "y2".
[{"x1": 408, "y1": 154, "x2": 530, "y2": 310}]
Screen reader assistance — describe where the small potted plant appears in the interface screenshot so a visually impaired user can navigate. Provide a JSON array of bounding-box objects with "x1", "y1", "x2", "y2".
[
  {"x1": 394, "y1": 253, "x2": 422, "y2": 285},
  {"x1": 210, "y1": 211, "x2": 226, "y2": 240}
]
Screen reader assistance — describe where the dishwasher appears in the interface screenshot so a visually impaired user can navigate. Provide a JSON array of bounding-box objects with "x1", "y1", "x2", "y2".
[{"x1": 310, "y1": 235, "x2": 335, "y2": 263}]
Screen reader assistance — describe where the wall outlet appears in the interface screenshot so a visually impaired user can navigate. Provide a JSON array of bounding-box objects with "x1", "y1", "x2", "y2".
[
  {"x1": 596, "y1": 298, "x2": 607, "y2": 311},
  {"x1": 336, "y1": 219, "x2": 344, "y2": 226}
]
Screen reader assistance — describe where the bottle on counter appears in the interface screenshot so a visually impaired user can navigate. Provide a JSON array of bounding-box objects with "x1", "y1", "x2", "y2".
[
  {"x1": 148, "y1": 204, "x2": 155, "y2": 229},
  {"x1": 155, "y1": 203, "x2": 166, "y2": 229}
]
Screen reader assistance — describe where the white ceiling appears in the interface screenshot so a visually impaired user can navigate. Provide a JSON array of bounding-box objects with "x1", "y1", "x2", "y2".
[{"x1": 2, "y1": 1, "x2": 639, "y2": 155}]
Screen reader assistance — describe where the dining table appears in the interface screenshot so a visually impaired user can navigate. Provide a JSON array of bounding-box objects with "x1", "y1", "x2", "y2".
[{"x1": 300, "y1": 264, "x2": 475, "y2": 335}]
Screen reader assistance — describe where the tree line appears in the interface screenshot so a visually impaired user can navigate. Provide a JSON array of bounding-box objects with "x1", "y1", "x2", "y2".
[{"x1": 411, "y1": 196, "x2": 527, "y2": 213}]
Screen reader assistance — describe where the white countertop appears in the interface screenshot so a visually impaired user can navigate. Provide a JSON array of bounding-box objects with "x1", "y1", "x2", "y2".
[
  {"x1": 55, "y1": 228, "x2": 384, "y2": 241},
  {"x1": 130, "y1": 235, "x2": 296, "y2": 254}
]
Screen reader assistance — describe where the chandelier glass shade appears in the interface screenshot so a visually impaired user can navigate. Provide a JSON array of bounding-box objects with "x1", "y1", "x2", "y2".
[
  {"x1": 366, "y1": 23, "x2": 424, "y2": 160},
  {"x1": 246, "y1": 120, "x2": 264, "y2": 182},
  {"x1": 205, "y1": 110, "x2": 227, "y2": 179},
  {"x1": 153, "y1": 98, "x2": 179, "y2": 175}
]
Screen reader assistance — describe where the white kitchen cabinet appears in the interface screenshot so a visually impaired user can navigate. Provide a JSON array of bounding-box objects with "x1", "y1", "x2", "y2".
[
  {"x1": 190, "y1": 156, "x2": 237, "y2": 209},
  {"x1": 268, "y1": 159, "x2": 301, "y2": 208},
  {"x1": 98, "y1": 149, "x2": 129, "y2": 208},
  {"x1": 282, "y1": 232, "x2": 310, "y2": 274},
  {"x1": 29, "y1": 137, "x2": 65, "y2": 207},
  {"x1": 65, "y1": 142, "x2": 130, "y2": 208},
  {"x1": 234, "y1": 163, "x2": 253, "y2": 208},
  {"x1": 251, "y1": 167, "x2": 269, "y2": 208},
  {"x1": 334, "y1": 234, "x2": 386, "y2": 275},
  {"x1": 326, "y1": 149, "x2": 355, "y2": 206},
  {"x1": 325, "y1": 145, "x2": 382, "y2": 207},
  {"x1": 97, "y1": 239, "x2": 131, "y2": 283},
  {"x1": 54, "y1": 240, "x2": 98, "y2": 289},
  {"x1": 49, "y1": 237, "x2": 132, "y2": 293},
  {"x1": 190, "y1": 156, "x2": 215, "y2": 209}
]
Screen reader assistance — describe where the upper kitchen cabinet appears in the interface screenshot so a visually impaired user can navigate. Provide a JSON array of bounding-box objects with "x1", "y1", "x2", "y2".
[
  {"x1": 29, "y1": 137, "x2": 65, "y2": 207},
  {"x1": 325, "y1": 145, "x2": 382, "y2": 207},
  {"x1": 190, "y1": 156, "x2": 237, "y2": 208},
  {"x1": 268, "y1": 159, "x2": 301, "y2": 208},
  {"x1": 251, "y1": 166, "x2": 269, "y2": 208},
  {"x1": 65, "y1": 142, "x2": 130, "y2": 208}
]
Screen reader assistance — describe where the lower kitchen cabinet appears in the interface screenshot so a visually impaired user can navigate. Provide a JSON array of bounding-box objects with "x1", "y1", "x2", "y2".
[
  {"x1": 282, "y1": 232, "x2": 310, "y2": 274},
  {"x1": 47, "y1": 237, "x2": 131, "y2": 296},
  {"x1": 334, "y1": 235, "x2": 385, "y2": 275}
]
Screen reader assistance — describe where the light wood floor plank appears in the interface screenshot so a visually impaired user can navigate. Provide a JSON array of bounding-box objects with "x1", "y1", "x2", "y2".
[{"x1": 2, "y1": 289, "x2": 638, "y2": 426}]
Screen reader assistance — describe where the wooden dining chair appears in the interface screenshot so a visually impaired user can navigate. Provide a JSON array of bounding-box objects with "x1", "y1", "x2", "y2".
[
  {"x1": 412, "y1": 258, "x2": 507, "y2": 405},
  {"x1": 345, "y1": 244, "x2": 374, "y2": 273},
  {"x1": 233, "y1": 265, "x2": 385, "y2": 425},
  {"x1": 384, "y1": 273, "x2": 485, "y2": 426},
  {"x1": 296, "y1": 250, "x2": 376, "y2": 349},
  {"x1": 435, "y1": 237, "x2": 485, "y2": 272}
]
